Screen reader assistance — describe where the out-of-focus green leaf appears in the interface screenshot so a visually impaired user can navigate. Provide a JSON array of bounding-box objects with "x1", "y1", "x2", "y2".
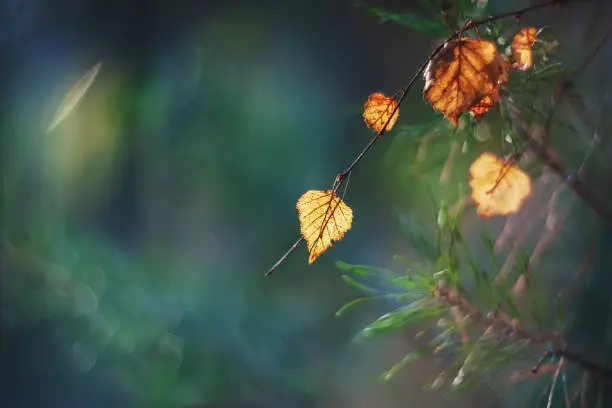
[
  {"x1": 418, "y1": 0, "x2": 438, "y2": 13},
  {"x1": 493, "y1": 277, "x2": 521, "y2": 319},
  {"x1": 359, "y1": 299, "x2": 443, "y2": 338},
  {"x1": 47, "y1": 61, "x2": 103, "y2": 133},
  {"x1": 389, "y1": 274, "x2": 433, "y2": 293},
  {"x1": 460, "y1": 0, "x2": 489, "y2": 19},
  {"x1": 385, "y1": 119, "x2": 456, "y2": 179},
  {"x1": 335, "y1": 294, "x2": 398, "y2": 317},
  {"x1": 397, "y1": 212, "x2": 438, "y2": 261},
  {"x1": 335, "y1": 259, "x2": 393, "y2": 278},
  {"x1": 335, "y1": 297, "x2": 374, "y2": 317},
  {"x1": 556, "y1": 294, "x2": 566, "y2": 331},
  {"x1": 367, "y1": 6, "x2": 451, "y2": 36},
  {"x1": 429, "y1": 325, "x2": 458, "y2": 348},
  {"x1": 380, "y1": 349, "x2": 424, "y2": 381},
  {"x1": 393, "y1": 256, "x2": 434, "y2": 278},
  {"x1": 341, "y1": 274, "x2": 384, "y2": 294}
]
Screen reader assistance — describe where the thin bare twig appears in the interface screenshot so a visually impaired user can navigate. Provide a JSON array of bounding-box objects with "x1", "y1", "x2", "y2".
[
  {"x1": 581, "y1": 371, "x2": 590, "y2": 408},
  {"x1": 562, "y1": 369, "x2": 571, "y2": 408},
  {"x1": 265, "y1": 237, "x2": 303, "y2": 276},
  {"x1": 547, "y1": 358, "x2": 564, "y2": 408},
  {"x1": 450, "y1": 305, "x2": 470, "y2": 343}
]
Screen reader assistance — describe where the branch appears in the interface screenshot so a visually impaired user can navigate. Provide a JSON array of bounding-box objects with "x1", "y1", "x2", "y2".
[
  {"x1": 434, "y1": 281, "x2": 564, "y2": 347},
  {"x1": 504, "y1": 27, "x2": 612, "y2": 223},
  {"x1": 438, "y1": 280, "x2": 612, "y2": 383},
  {"x1": 266, "y1": 0, "x2": 577, "y2": 276},
  {"x1": 533, "y1": 349, "x2": 612, "y2": 380}
]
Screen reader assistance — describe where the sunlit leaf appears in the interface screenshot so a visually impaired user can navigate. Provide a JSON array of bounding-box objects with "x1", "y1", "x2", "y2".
[
  {"x1": 363, "y1": 92, "x2": 399, "y2": 133},
  {"x1": 297, "y1": 190, "x2": 353, "y2": 264},
  {"x1": 469, "y1": 84, "x2": 501, "y2": 121},
  {"x1": 469, "y1": 153, "x2": 532, "y2": 217},
  {"x1": 47, "y1": 61, "x2": 103, "y2": 133},
  {"x1": 424, "y1": 38, "x2": 508, "y2": 126},
  {"x1": 511, "y1": 28, "x2": 538, "y2": 70}
]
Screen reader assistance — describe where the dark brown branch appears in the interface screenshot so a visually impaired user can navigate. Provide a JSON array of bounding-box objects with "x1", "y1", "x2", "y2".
[
  {"x1": 434, "y1": 281, "x2": 564, "y2": 347},
  {"x1": 438, "y1": 277, "x2": 612, "y2": 382},
  {"x1": 266, "y1": 0, "x2": 577, "y2": 276},
  {"x1": 518, "y1": 133, "x2": 612, "y2": 222},
  {"x1": 533, "y1": 349, "x2": 612, "y2": 380}
]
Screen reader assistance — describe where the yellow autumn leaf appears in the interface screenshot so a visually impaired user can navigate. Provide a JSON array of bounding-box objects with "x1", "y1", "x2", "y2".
[
  {"x1": 511, "y1": 28, "x2": 538, "y2": 70},
  {"x1": 469, "y1": 153, "x2": 532, "y2": 217},
  {"x1": 363, "y1": 92, "x2": 399, "y2": 133},
  {"x1": 423, "y1": 38, "x2": 508, "y2": 126},
  {"x1": 469, "y1": 84, "x2": 501, "y2": 121},
  {"x1": 297, "y1": 190, "x2": 353, "y2": 264}
]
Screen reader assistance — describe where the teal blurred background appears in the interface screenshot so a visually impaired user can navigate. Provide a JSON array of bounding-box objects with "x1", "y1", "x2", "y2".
[{"x1": 2, "y1": 0, "x2": 612, "y2": 407}]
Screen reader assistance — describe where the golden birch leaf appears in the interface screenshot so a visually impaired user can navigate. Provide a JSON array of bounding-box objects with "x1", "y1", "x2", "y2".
[
  {"x1": 511, "y1": 28, "x2": 538, "y2": 70},
  {"x1": 469, "y1": 84, "x2": 501, "y2": 121},
  {"x1": 363, "y1": 92, "x2": 399, "y2": 133},
  {"x1": 423, "y1": 38, "x2": 508, "y2": 126},
  {"x1": 469, "y1": 153, "x2": 532, "y2": 217},
  {"x1": 297, "y1": 190, "x2": 353, "y2": 264}
]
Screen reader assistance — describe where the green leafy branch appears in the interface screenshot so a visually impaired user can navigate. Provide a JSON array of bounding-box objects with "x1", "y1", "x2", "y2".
[{"x1": 335, "y1": 199, "x2": 612, "y2": 390}]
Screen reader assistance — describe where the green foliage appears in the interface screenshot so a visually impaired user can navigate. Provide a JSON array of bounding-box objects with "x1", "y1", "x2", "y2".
[
  {"x1": 380, "y1": 349, "x2": 424, "y2": 381},
  {"x1": 340, "y1": 0, "x2": 606, "y2": 404},
  {"x1": 366, "y1": 5, "x2": 451, "y2": 37},
  {"x1": 396, "y1": 212, "x2": 438, "y2": 261},
  {"x1": 335, "y1": 187, "x2": 564, "y2": 391},
  {"x1": 333, "y1": 12, "x2": 588, "y2": 391},
  {"x1": 360, "y1": 0, "x2": 491, "y2": 37}
]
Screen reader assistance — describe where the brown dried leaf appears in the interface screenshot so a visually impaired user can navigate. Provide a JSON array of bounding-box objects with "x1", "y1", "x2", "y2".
[
  {"x1": 424, "y1": 38, "x2": 508, "y2": 126},
  {"x1": 363, "y1": 92, "x2": 399, "y2": 133}
]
